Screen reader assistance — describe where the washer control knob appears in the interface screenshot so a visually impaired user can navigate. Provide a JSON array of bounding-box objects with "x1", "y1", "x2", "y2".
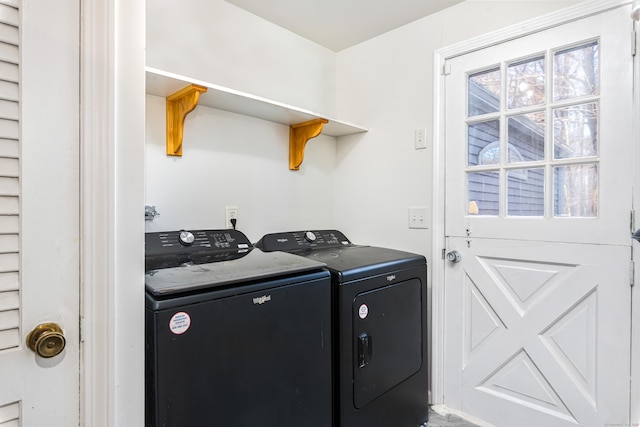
[
  {"x1": 304, "y1": 231, "x2": 317, "y2": 242},
  {"x1": 178, "y1": 230, "x2": 195, "y2": 246}
]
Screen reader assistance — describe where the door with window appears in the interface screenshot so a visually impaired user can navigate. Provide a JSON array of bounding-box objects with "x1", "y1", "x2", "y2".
[{"x1": 444, "y1": 5, "x2": 632, "y2": 426}]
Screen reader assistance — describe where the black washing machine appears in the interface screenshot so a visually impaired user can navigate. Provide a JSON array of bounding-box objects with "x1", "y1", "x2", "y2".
[
  {"x1": 256, "y1": 230, "x2": 429, "y2": 427},
  {"x1": 145, "y1": 229, "x2": 333, "y2": 427}
]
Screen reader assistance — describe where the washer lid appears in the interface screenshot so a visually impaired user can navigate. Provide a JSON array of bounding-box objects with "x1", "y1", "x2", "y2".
[{"x1": 145, "y1": 249, "x2": 327, "y2": 296}]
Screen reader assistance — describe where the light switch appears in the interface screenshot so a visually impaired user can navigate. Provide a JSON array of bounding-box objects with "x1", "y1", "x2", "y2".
[{"x1": 409, "y1": 207, "x2": 429, "y2": 229}]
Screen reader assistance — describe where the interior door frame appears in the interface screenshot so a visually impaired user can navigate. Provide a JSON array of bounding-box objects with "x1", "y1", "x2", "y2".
[
  {"x1": 431, "y1": 0, "x2": 637, "y2": 416},
  {"x1": 79, "y1": 0, "x2": 146, "y2": 424}
]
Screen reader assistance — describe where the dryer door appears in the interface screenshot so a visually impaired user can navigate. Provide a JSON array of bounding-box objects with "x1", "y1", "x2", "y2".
[{"x1": 353, "y1": 278, "x2": 423, "y2": 408}]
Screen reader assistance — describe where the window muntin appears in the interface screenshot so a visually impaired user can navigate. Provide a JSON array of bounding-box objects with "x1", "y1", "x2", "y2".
[{"x1": 465, "y1": 40, "x2": 600, "y2": 218}]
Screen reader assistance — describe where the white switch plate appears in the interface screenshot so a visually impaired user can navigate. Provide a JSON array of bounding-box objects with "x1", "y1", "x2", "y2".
[
  {"x1": 409, "y1": 207, "x2": 429, "y2": 229},
  {"x1": 414, "y1": 128, "x2": 427, "y2": 150}
]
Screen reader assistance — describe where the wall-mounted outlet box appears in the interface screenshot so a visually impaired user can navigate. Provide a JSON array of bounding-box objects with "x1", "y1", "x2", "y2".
[{"x1": 225, "y1": 206, "x2": 238, "y2": 229}]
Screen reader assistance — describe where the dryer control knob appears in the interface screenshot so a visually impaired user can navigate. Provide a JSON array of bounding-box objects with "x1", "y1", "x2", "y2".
[
  {"x1": 304, "y1": 231, "x2": 317, "y2": 242},
  {"x1": 178, "y1": 230, "x2": 195, "y2": 246}
]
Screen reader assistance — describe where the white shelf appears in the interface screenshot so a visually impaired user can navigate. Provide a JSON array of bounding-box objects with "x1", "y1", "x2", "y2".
[{"x1": 145, "y1": 67, "x2": 368, "y2": 137}]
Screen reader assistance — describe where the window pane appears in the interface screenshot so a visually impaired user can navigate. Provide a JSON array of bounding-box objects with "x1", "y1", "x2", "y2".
[
  {"x1": 554, "y1": 163, "x2": 598, "y2": 217},
  {"x1": 468, "y1": 68, "x2": 500, "y2": 117},
  {"x1": 507, "y1": 56, "x2": 545, "y2": 109},
  {"x1": 507, "y1": 168, "x2": 544, "y2": 216},
  {"x1": 553, "y1": 102, "x2": 598, "y2": 159},
  {"x1": 468, "y1": 120, "x2": 500, "y2": 166},
  {"x1": 507, "y1": 111, "x2": 545, "y2": 162},
  {"x1": 468, "y1": 171, "x2": 499, "y2": 216},
  {"x1": 554, "y1": 41, "x2": 599, "y2": 101}
]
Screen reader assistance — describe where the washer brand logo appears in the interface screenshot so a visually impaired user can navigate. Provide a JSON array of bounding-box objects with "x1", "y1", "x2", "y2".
[
  {"x1": 276, "y1": 238, "x2": 288, "y2": 243},
  {"x1": 387, "y1": 274, "x2": 396, "y2": 282},
  {"x1": 253, "y1": 295, "x2": 272, "y2": 305}
]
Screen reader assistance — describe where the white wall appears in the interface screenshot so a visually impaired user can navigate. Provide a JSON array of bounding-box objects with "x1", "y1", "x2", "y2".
[
  {"x1": 334, "y1": 0, "x2": 583, "y2": 256},
  {"x1": 146, "y1": 0, "x2": 343, "y2": 242},
  {"x1": 146, "y1": 0, "x2": 337, "y2": 116},
  {"x1": 145, "y1": 95, "x2": 338, "y2": 241},
  {"x1": 145, "y1": 0, "x2": 583, "y2": 246}
]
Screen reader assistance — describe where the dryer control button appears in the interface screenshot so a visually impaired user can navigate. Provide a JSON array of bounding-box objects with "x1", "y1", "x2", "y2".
[{"x1": 304, "y1": 231, "x2": 317, "y2": 242}]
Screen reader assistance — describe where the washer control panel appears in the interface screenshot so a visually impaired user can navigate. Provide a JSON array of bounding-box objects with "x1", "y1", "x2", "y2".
[
  {"x1": 145, "y1": 229, "x2": 252, "y2": 257},
  {"x1": 256, "y1": 230, "x2": 351, "y2": 252}
]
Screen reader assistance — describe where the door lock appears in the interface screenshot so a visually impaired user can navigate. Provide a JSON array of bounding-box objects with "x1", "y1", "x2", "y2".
[{"x1": 446, "y1": 250, "x2": 462, "y2": 263}]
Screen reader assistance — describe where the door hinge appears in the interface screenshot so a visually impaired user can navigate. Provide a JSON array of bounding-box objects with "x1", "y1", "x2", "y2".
[
  {"x1": 633, "y1": 30, "x2": 637, "y2": 56},
  {"x1": 442, "y1": 62, "x2": 451, "y2": 76},
  {"x1": 631, "y1": 209, "x2": 636, "y2": 234},
  {"x1": 631, "y1": 260, "x2": 635, "y2": 287},
  {"x1": 442, "y1": 248, "x2": 446, "y2": 259}
]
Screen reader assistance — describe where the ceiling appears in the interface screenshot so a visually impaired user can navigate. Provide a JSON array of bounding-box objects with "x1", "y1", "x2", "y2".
[{"x1": 224, "y1": 0, "x2": 465, "y2": 51}]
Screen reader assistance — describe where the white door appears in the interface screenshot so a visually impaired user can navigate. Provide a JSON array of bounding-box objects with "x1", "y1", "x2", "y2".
[
  {"x1": 443, "y1": 5, "x2": 632, "y2": 427},
  {"x1": 0, "y1": 0, "x2": 80, "y2": 425}
]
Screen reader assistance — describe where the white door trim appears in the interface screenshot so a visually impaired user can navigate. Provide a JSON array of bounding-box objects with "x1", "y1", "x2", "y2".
[
  {"x1": 631, "y1": 18, "x2": 640, "y2": 427},
  {"x1": 431, "y1": 0, "x2": 633, "y2": 406},
  {"x1": 80, "y1": 0, "x2": 146, "y2": 424}
]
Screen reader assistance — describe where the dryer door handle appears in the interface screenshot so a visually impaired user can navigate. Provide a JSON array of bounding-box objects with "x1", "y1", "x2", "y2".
[{"x1": 358, "y1": 332, "x2": 372, "y2": 368}]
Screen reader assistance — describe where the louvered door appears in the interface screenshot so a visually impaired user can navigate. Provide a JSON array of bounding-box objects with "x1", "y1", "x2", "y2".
[
  {"x1": 0, "y1": 0, "x2": 80, "y2": 425},
  {"x1": 0, "y1": 0, "x2": 19, "y2": 356}
]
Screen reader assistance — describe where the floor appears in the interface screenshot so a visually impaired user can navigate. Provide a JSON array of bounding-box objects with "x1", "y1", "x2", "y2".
[{"x1": 425, "y1": 408, "x2": 482, "y2": 427}]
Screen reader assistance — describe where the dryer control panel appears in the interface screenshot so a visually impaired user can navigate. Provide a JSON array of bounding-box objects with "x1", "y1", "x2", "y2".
[{"x1": 256, "y1": 230, "x2": 351, "y2": 253}]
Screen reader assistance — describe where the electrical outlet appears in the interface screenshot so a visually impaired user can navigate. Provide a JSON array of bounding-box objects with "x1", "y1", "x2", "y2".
[
  {"x1": 408, "y1": 207, "x2": 429, "y2": 229},
  {"x1": 414, "y1": 128, "x2": 427, "y2": 150},
  {"x1": 225, "y1": 206, "x2": 238, "y2": 229}
]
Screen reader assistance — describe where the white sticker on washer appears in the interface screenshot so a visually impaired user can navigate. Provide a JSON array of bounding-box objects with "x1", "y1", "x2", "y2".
[
  {"x1": 358, "y1": 304, "x2": 369, "y2": 319},
  {"x1": 169, "y1": 311, "x2": 191, "y2": 335}
]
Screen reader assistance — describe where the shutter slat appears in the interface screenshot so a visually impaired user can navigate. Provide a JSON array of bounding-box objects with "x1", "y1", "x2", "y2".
[
  {"x1": 0, "y1": 290, "x2": 17, "y2": 310},
  {"x1": 0, "y1": 81, "x2": 17, "y2": 101},
  {"x1": 0, "y1": 4, "x2": 18, "y2": 28},
  {"x1": 0, "y1": 61, "x2": 18, "y2": 83},
  {"x1": 0, "y1": 308, "x2": 17, "y2": 331},
  {"x1": 0, "y1": 23, "x2": 17, "y2": 46},
  {"x1": 0, "y1": 197, "x2": 17, "y2": 215},
  {"x1": 0, "y1": 139, "x2": 17, "y2": 158},
  {"x1": 0, "y1": 43, "x2": 17, "y2": 65},
  {"x1": 0, "y1": 216, "x2": 17, "y2": 234},
  {"x1": 0, "y1": 234, "x2": 17, "y2": 252},
  {"x1": 0, "y1": 177, "x2": 17, "y2": 196},
  {"x1": 0, "y1": 158, "x2": 18, "y2": 177},
  {"x1": 0, "y1": 118, "x2": 18, "y2": 139},
  {"x1": 0, "y1": 327, "x2": 18, "y2": 351},
  {"x1": 0, "y1": 272, "x2": 18, "y2": 292},
  {"x1": 0, "y1": 402, "x2": 19, "y2": 424},
  {"x1": 0, "y1": 253, "x2": 18, "y2": 273},
  {"x1": 0, "y1": 100, "x2": 18, "y2": 120}
]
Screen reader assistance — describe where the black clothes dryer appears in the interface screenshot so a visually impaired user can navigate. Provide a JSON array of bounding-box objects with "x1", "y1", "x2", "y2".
[
  {"x1": 256, "y1": 230, "x2": 429, "y2": 427},
  {"x1": 145, "y1": 229, "x2": 333, "y2": 427}
]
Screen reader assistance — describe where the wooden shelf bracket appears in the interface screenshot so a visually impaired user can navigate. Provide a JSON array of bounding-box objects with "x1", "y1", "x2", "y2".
[
  {"x1": 166, "y1": 84, "x2": 208, "y2": 156},
  {"x1": 289, "y1": 118, "x2": 328, "y2": 170}
]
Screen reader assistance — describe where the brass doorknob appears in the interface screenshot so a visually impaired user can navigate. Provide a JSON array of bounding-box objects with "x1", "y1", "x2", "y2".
[{"x1": 26, "y1": 322, "x2": 66, "y2": 358}]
